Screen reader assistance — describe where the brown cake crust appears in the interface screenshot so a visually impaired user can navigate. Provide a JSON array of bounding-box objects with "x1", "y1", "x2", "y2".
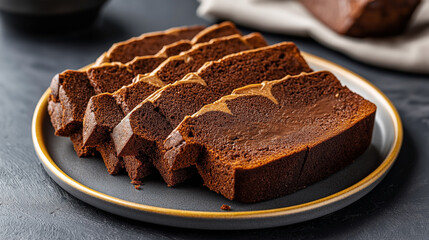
[
  {"x1": 49, "y1": 74, "x2": 61, "y2": 102},
  {"x1": 112, "y1": 42, "x2": 312, "y2": 186},
  {"x1": 170, "y1": 71, "x2": 376, "y2": 202},
  {"x1": 300, "y1": 0, "x2": 421, "y2": 37},
  {"x1": 156, "y1": 40, "x2": 193, "y2": 58},
  {"x1": 191, "y1": 21, "x2": 240, "y2": 44},
  {"x1": 242, "y1": 33, "x2": 268, "y2": 48},
  {"x1": 47, "y1": 101, "x2": 65, "y2": 136}
]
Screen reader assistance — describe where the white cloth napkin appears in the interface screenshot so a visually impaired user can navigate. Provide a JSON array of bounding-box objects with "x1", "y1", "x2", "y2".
[{"x1": 197, "y1": 0, "x2": 429, "y2": 74}]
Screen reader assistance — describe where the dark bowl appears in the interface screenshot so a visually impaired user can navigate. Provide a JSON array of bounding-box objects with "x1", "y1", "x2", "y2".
[{"x1": 0, "y1": 0, "x2": 108, "y2": 32}]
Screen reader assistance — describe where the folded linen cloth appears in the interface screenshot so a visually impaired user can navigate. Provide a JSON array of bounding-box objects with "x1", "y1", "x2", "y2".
[{"x1": 198, "y1": 0, "x2": 429, "y2": 74}]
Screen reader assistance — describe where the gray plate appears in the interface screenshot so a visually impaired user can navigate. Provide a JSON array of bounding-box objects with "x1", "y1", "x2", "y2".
[{"x1": 32, "y1": 53, "x2": 402, "y2": 230}]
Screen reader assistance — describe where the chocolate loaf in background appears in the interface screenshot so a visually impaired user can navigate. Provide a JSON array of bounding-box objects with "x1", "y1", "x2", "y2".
[
  {"x1": 48, "y1": 22, "x2": 239, "y2": 158},
  {"x1": 169, "y1": 71, "x2": 376, "y2": 202},
  {"x1": 300, "y1": 0, "x2": 421, "y2": 37},
  {"x1": 83, "y1": 33, "x2": 267, "y2": 177},
  {"x1": 112, "y1": 42, "x2": 312, "y2": 186}
]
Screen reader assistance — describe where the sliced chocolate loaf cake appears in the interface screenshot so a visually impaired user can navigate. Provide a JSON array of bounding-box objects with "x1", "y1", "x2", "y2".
[
  {"x1": 112, "y1": 42, "x2": 312, "y2": 186},
  {"x1": 300, "y1": 0, "x2": 421, "y2": 37},
  {"x1": 167, "y1": 71, "x2": 376, "y2": 202},
  {"x1": 46, "y1": 23, "x2": 379, "y2": 203},
  {"x1": 83, "y1": 33, "x2": 267, "y2": 176}
]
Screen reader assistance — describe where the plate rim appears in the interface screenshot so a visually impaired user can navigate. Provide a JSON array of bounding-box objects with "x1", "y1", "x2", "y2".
[{"x1": 32, "y1": 52, "x2": 403, "y2": 220}]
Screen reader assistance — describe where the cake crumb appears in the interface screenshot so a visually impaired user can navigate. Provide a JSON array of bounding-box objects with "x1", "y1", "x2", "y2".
[
  {"x1": 131, "y1": 180, "x2": 143, "y2": 190},
  {"x1": 131, "y1": 180, "x2": 143, "y2": 185},
  {"x1": 220, "y1": 204, "x2": 231, "y2": 211}
]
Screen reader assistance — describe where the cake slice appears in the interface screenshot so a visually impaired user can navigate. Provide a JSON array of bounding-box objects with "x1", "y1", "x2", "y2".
[
  {"x1": 112, "y1": 42, "x2": 312, "y2": 185},
  {"x1": 167, "y1": 71, "x2": 376, "y2": 202},
  {"x1": 300, "y1": 0, "x2": 421, "y2": 37},
  {"x1": 83, "y1": 33, "x2": 266, "y2": 176},
  {"x1": 95, "y1": 25, "x2": 204, "y2": 64}
]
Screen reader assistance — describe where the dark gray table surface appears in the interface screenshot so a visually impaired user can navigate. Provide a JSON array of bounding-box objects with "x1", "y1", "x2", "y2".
[{"x1": 1, "y1": 0, "x2": 428, "y2": 239}]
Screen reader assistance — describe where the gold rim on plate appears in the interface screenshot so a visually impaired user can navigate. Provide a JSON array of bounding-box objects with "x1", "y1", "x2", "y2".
[{"x1": 32, "y1": 53, "x2": 403, "y2": 219}]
